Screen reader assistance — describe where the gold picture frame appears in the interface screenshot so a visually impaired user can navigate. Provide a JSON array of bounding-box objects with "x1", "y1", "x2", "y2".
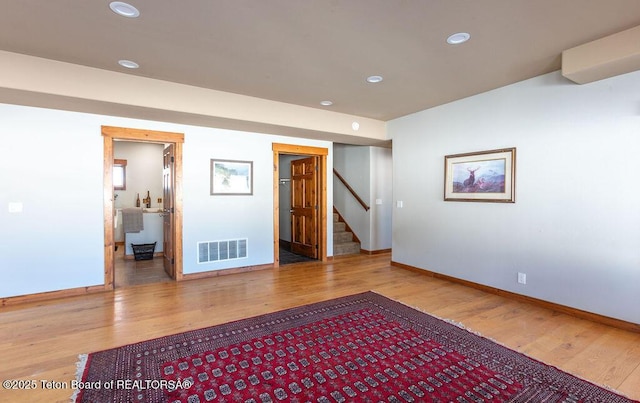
[{"x1": 444, "y1": 148, "x2": 516, "y2": 202}]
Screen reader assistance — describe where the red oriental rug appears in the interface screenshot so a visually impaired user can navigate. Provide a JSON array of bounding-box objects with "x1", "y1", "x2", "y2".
[{"x1": 74, "y1": 292, "x2": 637, "y2": 402}]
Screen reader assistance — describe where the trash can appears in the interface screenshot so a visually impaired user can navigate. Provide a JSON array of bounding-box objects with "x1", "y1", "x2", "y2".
[{"x1": 131, "y1": 242, "x2": 157, "y2": 261}]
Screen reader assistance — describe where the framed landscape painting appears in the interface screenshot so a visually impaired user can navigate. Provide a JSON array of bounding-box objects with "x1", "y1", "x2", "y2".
[
  {"x1": 210, "y1": 159, "x2": 253, "y2": 195},
  {"x1": 444, "y1": 148, "x2": 516, "y2": 202}
]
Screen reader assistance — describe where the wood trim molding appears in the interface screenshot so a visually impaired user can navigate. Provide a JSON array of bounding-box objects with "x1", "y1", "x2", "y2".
[
  {"x1": 102, "y1": 125, "x2": 185, "y2": 287},
  {"x1": 320, "y1": 154, "x2": 327, "y2": 262},
  {"x1": 173, "y1": 142, "x2": 184, "y2": 281},
  {"x1": 1, "y1": 285, "x2": 107, "y2": 307},
  {"x1": 272, "y1": 143, "x2": 328, "y2": 156},
  {"x1": 272, "y1": 143, "x2": 329, "y2": 268},
  {"x1": 103, "y1": 135, "x2": 115, "y2": 291},
  {"x1": 102, "y1": 126, "x2": 184, "y2": 143},
  {"x1": 273, "y1": 150, "x2": 280, "y2": 268},
  {"x1": 361, "y1": 248, "x2": 392, "y2": 255},
  {"x1": 391, "y1": 261, "x2": 640, "y2": 334},
  {"x1": 182, "y1": 264, "x2": 273, "y2": 281}
]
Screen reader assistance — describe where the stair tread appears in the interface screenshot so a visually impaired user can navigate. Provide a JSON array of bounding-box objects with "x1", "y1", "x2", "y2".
[
  {"x1": 334, "y1": 232, "x2": 353, "y2": 240},
  {"x1": 334, "y1": 242, "x2": 361, "y2": 256},
  {"x1": 333, "y1": 208, "x2": 360, "y2": 256}
]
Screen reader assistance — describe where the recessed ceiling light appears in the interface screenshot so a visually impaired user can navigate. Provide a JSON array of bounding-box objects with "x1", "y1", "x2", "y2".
[
  {"x1": 109, "y1": 1, "x2": 140, "y2": 18},
  {"x1": 320, "y1": 100, "x2": 333, "y2": 106},
  {"x1": 352, "y1": 122, "x2": 360, "y2": 131},
  {"x1": 447, "y1": 32, "x2": 471, "y2": 45},
  {"x1": 366, "y1": 75, "x2": 383, "y2": 84},
  {"x1": 118, "y1": 59, "x2": 139, "y2": 69}
]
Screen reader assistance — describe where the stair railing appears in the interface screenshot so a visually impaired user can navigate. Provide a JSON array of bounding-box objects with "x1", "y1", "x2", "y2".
[{"x1": 333, "y1": 169, "x2": 370, "y2": 211}]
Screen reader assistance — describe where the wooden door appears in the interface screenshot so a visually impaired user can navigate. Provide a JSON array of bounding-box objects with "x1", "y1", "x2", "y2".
[
  {"x1": 163, "y1": 145, "x2": 175, "y2": 278},
  {"x1": 290, "y1": 157, "x2": 318, "y2": 258}
]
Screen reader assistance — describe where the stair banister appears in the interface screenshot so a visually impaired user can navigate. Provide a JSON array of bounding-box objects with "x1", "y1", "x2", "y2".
[{"x1": 333, "y1": 169, "x2": 370, "y2": 211}]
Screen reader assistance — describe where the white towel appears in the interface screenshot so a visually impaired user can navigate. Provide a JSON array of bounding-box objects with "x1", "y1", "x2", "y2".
[{"x1": 122, "y1": 208, "x2": 144, "y2": 233}]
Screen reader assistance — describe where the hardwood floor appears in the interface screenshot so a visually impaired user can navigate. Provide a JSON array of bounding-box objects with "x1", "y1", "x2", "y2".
[{"x1": 1, "y1": 253, "x2": 638, "y2": 402}]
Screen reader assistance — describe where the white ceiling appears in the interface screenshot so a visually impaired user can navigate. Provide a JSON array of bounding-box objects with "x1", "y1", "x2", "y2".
[{"x1": 1, "y1": 1, "x2": 639, "y2": 121}]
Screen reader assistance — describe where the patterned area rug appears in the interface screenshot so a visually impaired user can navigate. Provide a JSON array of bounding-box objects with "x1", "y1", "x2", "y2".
[{"x1": 75, "y1": 292, "x2": 637, "y2": 402}]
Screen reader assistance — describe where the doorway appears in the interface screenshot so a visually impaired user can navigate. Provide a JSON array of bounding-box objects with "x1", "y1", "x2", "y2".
[
  {"x1": 272, "y1": 143, "x2": 328, "y2": 268},
  {"x1": 102, "y1": 126, "x2": 184, "y2": 289}
]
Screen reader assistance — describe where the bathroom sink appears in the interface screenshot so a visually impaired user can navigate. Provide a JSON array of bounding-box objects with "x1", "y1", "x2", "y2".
[{"x1": 143, "y1": 208, "x2": 163, "y2": 213}]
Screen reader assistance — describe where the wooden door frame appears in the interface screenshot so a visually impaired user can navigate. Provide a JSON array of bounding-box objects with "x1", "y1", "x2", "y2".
[
  {"x1": 102, "y1": 126, "x2": 185, "y2": 289},
  {"x1": 273, "y1": 143, "x2": 328, "y2": 268}
]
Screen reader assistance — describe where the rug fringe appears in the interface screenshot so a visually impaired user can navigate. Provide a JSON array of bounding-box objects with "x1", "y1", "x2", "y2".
[{"x1": 70, "y1": 354, "x2": 88, "y2": 402}]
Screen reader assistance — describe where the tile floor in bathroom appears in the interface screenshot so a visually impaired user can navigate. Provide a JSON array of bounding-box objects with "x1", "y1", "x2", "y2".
[{"x1": 114, "y1": 244, "x2": 172, "y2": 288}]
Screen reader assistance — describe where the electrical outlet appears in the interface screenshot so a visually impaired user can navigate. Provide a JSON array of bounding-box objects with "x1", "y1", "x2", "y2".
[
  {"x1": 8, "y1": 202, "x2": 23, "y2": 213},
  {"x1": 517, "y1": 272, "x2": 527, "y2": 284},
  {"x1": 157, "y1": 198, "x2": 162, "y2": 203}
]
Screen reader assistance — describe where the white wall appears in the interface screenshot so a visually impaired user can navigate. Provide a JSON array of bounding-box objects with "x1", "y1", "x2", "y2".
[
  {"x1": 370, "y1": 147, "x2": 392, "y2": 251},
  {"x1": 389, "y1": 71, "x2": 640, "y2": 324},
  {"x1": 334, "y1": 144, "x2": 371, "y2": 249},
  {"x1": 0, "y1": 105, "x2": 105, "y2": 296},
  {"x1": 114, "y1": 142, "x2": 164, "y2": 209},
  {"x1": 333, "y1": 144, "x2": 393, "y2": 251},
  {"x1": 0, "y1": 103, "x2": 333, "y2": 298},
  {"x1": 183, "y1": 129, "x2": 335, "y2": 273}
]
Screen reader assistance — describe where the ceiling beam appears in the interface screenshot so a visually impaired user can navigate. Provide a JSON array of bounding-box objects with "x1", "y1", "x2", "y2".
[{"x1": 562, "y1": 25, "x2": 640, "y2": 84}]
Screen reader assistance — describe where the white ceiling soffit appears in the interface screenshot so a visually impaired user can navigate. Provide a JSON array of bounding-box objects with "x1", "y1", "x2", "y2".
[{"x1": 562, "y1": 25, "x2": 640, "y2": 84}]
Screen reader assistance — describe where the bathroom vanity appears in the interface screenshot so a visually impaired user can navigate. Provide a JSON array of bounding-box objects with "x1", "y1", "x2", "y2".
[{"x1": 124, "y1": 210, "x2": 164, "y2": 257}]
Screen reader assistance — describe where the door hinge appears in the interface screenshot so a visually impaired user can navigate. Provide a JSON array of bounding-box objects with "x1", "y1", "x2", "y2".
[
  {"x1": 171, "y1": 207, "x2": 174, "y2": 213},
  {"x1": 171, "y1": 258, "x2": 175, "y2": 265},
  {"x1": 171, "y1": 156, "x2": 174, "y2": 163},
  {"x1": 315, "y1": 205, "x2": 318, "y2": 210}
]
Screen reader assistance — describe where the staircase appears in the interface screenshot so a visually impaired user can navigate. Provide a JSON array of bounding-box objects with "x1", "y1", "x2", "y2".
[{"x1": 333, "y1": 210, "x2": 361, "y2": 256}]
